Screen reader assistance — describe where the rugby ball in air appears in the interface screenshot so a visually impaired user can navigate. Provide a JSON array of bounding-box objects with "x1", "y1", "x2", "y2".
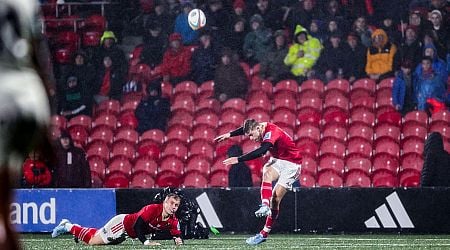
[{"x1": 188, "y1": 9, "x2": 206, "y2": 30}]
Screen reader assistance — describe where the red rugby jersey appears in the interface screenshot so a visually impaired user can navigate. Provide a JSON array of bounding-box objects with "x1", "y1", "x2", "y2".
[
  {"x1": 123, "y1": 204, "x2": 181, "y2": 238},
  {"x1": 262, "y1": 122, "x2": 302, "y2": 164}
]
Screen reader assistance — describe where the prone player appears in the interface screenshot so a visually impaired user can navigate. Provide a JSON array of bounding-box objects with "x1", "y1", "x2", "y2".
[{"x1": 52, "y1": 193, "x2": 184, "y2": 246}]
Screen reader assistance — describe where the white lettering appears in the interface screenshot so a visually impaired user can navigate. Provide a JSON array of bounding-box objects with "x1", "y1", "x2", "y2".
[{"x1": 10, "y1": 198, "x2": 56, "y2": 225}]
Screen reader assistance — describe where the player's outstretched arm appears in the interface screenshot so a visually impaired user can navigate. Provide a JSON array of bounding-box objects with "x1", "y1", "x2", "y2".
[
  {"x1": 214, "y1": 132, "x2": 231, "y2": 142},
  {"x1": 214, "y1": 127, "x2": 245, "y2": 143}
]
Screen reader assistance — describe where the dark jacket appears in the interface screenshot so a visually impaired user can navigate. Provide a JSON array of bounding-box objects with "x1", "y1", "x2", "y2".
[
  {"x1": 342, "y1": 42, "x2": 367, "y2": 79},
  {"x1": 54, "y1": 136, "x2": 91, "y2": 188},
  {"x1": 399, "y1": 39, "x2": 422, "y2": 68},
  {"x1": 315, "y1": 42, "x2": 347, "y2": 75},
  {"x1": 191, "y1": 41, "x2": 220, "y2": 84},
  {"x1": 140, "y1": 33, "x2": 167, "y2": 68},
  {"x1": 214, "y1": 49, "x2": 249, "y2": 101},
  {"x1": 58, "y1": 76, "x2": 92, "y2": 118},
  {"x1": 135, "y1": 83, "x2": 171, "y2": 134},
  {"x1": 94, "y1": 64, "x2": 125, "y2": 100},
  {"x1": 421, "y1": 132, "x2": 450, "y2": 187}
]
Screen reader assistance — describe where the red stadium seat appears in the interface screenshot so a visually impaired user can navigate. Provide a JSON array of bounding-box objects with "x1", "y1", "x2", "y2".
[
  {"x1": 173, "y1": 81, "x2": 198, "y2": 96},
  {"x1": 299, "y1": 173, "x2": 316, "y2": 187},
  {"x1": 86, "y1": 140, "x2": 110, "y2": 161},
  {"x1": 431, "y1": 110, "x2": 449, "y2": 123},
  {"x1": 196, "y1": 98, "x2": 220, "y2": 113},
  {"x1": 429, "y1": 121, "x2": 450, "y2": 139},
  {"x1": 160, "y1": 81, "x2": 173, "y2": 97},
  {"x1": 274, "y1": 79, "x2": 299, "y2": 93},
  {"x1": 378, "y1": 77, "x2": 395, "y2": 89},
  {"x1": 374, "y1": 137, "x2": 400, "y2": 157},
  {"x1": 348, "y1": 122, "x2": 373, "y2": 141},
  {"x1": 198, "y1": 80, "x2": 214, "y2": 97},
  {"x1": 68, "y1": 125, "x2": 88, "y2": 147},
  {"x1": 240, "y1": 62, "x2": 251, "y2": 79},
  {"x1": 51, "y1": 115, "x2": 67, "y2": 129},
  {"x1": 185, "y1": 155, "x2": 211, "y2": 174},
  {"x1": 117, "y1": 111, "x2": 138, "y2": 130},
  {"x1": 323, "y1": 91, "x2": 349, "y2": 110},
  {"x1": 273, "y1": 91, "x2": 297, "y2": 111},
  {"x1": 162, "y1": 139, "x2": 188, "y2": 160},
  {"x1": 89, "y1": 125, "x2": 114, "y2": 145},
  {"x1": 347, "y1": 137, "x2": 373, "y2": 158},
  {"x1": 55, "y1": 31, "x2": 79, "y2": 49},
  {"x1": 295, "y1": 123, "x2": 320, "y2": 142},
  {"x1": 318, "y1": 154, "x2": 345, "y2": 175},
  {"x1": 350, "y1": 107, "x2": 375, "y2": 126},
  {"x1": 183, "y1": 171, "x2": 208, "y2": 188},
  {"x1": 400, "y1": 152, "x2": 423, "y2": 172},
  {"x1": 121, "y1": 92, "x2": 143, "y2": 108},
  {"x1": 322, "y1": 123, "x2": 347, "y2": 142},
  {"x1": 301, "y1": 156, "x2": 317, "y2": 176},
  {"x1": 130, "y1": 172, "x2": 155, "y2": 188},
  {"x1": 49, "y1": 125, "x2": 61, "y2": 141},
  {"x1": 96, "y1": 99, "x2": 120, "y2": 116},
  {"x1": 220, "y1": 109, "x2": 245, "y2": 127},
  {"x1": 107, "y1": 156, "x2": 133, "y2": 177},
  {"x1": 272, "y1": 108, "x2": 297, "y2": 129},
  {"x1": 88, "y1": 155, "x2": 106, "y2": 179},
  {"x1": 110, "y1": 140, "x2": 135, "y2": 160},
  {"x1": 54, "y1": 47, "x2": 73, "y2": 64},
  {"x1": 377, "y1": 109, "x2": 402, "y2": 126},
  {"x1": 372, "y1": 152, "x2": 399, "y2": 174},
  {"x1": 133, "y1": 155, "x2": 158, "y2": 175},
  {"x1": 160, "y1": 155, "x2": 184, "y2": 174},
  {"x1": 322, "y1": 107, "x2": 349, "y2": 126},
  {"x1": 209, "y1": 170, "x2": 228, "y2": 187},
  {"x1": 247, "y1": 158, "x2": 265, "y2": 176},
  {"x1": 168, "y1": 110, "x2": 194, "y2": 127},
  {"x1": 91, "y1": 172, "x2": 104, "y2": 188},
  {"x1": 171, "y1": 93, "x2": 195, "y2": 113},
  {"x1": 319, "y1": 137, "x2": 346, "y2": 158},
  {"x1": 82, "y1": 31, "x2": 101, "y2": 47},
  {"x1": 402, "y1": 121, "x2": 427, "y2": 140},
  {"x1": 217, "y1": 123, "x2": 241, "y2": 144},
  {"x1": 155, "y1": 170, "x2": 182, "y2": 187},
  {"x1": 136, "y1": 139, "x2": 160, "y2": 160},
  {"x1": 166, "y1": 124, "x2": 190, "y2": 143},
  {"x1": 371, "y1": 169, "x2": 398, "y2": 187},
  {"x1": 297, "y1": 107, "x2": 321, "y2": 126},
  {"x1": 114, "y1": 127, "x2": 139, "y2": 144},
  {"x1": 189, "y1": 139, "x2": 215, "y2": 161},
  {"x1": 67, "y1": 115, "x2": 92, "y2": 131},
  {"x1": 350, "y1": 88, "x2": 373, "y2": 107},
  {"x1": 82, "y1": 14, "x2": 106, "y2": 32},
  {"x1": 404, "y1": 111, "x2": 428, "y2": 127},
  {"x1": 247, "y1": 108, "x2": 271, "y2": 122},
  {"x1": 194, "y1": 110, "x2": 219, "y2": 127},
  {"x1": 317, "y1": 169, "x2": 343, "y2": 187},
  {"x1": 352, "y1": 78, "x2": 376, "y2": 93},
  {"x1": 247, "y1": 91, "x2": 271, "y2": 111},
  {"x1": 211, "y1": 156, "x2": 228, "y2": 173},
  {"x1": 345, "y1": 153, "x2": 372, "y2": 174},
  {"x1": 103, "y1": 172, "x2": 129, "y2": 188},
  {"x1": 222, "y1": 98, "x2": 246, "y2": 113},
  {"x1": 140, "y1": 129, "x2": 164, "y2": 144},
  {"x1": 298, "y1": 96, "x2": 322, "y2": 111},
  {"x1": 192, "y1": 124, "x2": 217, "y2": 141},
  {"x1": 344, "y1": 169, "x2": 371, "y2": 187},
  {"x1": 298, "y1": 89, "x2": 322, "y2": 100},
  {"x1": 326, "y1": 79, "x2": 350, "y2": 93},
  {"x1": 296, "y1": 138, "x2": 319, "y2": 159},
  {"x1": 300, "y1": 79, "x2": 324, "y2": 92},
  {"x1": 398, "y1": 169, "x2": 421, "y2": 187},
  {"x1": 374, "y1": 123, "x2": 401, "y2": 141},
  {"x1": 401, "y1": 136, "x2": 424, "y2": 155},
  {"x1": 92, "y1": 114, "x2": 117, "y2": 130},
  {"x1": 250, "y1": 78, "x2": 273, "y2": 94}
]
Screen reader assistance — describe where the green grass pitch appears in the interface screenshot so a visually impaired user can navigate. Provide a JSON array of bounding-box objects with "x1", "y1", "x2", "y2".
[{"x1": 20, "y1": 233, "x2": 450, "y2": 249}]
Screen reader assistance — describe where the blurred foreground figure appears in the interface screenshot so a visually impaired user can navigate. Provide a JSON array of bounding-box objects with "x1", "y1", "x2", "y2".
[{"x1": 0, "y1": 0, "x2": 52, "y2": 249}]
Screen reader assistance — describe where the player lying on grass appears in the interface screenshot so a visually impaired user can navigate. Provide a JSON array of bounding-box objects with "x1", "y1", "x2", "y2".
[
  {"x1": 215, "y1": 119, "x2": 302, "y2": 245},
  {"x1": 51, "y1": 193, "x2": 183, "y2": 246}
]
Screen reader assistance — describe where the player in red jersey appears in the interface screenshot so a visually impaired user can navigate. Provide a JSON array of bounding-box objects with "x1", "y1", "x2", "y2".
[
  {"x1": 215, "y1": 119, "x2": 302, "y2": 245},
  {"x1": 51, "y1": 193, "x2": 183, "y2": 246}
]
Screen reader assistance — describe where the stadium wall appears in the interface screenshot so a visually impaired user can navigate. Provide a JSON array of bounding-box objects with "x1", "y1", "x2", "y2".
[{"x1": 13, "y1": 188, "x2": 450, "y2": 233}]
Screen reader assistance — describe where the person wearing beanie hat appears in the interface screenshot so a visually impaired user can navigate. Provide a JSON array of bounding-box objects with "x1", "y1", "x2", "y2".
[
  {"x1": 135, "y1": 81, "x2": 171, "y2": 134},
  {"x1": 259, "y1": 29, "x2": 291, "y2": 83},
  {"x1": 94, "y1": 30, "x2": 127, "y2": 74},
  {"x1": 227, "y1": 144, "x2": 253, "y2": 187},
  {"x1": 233, "y1": 0, "x2": 246, "y2": 17},
  {"x1": 342, "y1": 31, "x2": 367, "y2": 82},
  {"x1": 161, "y1": 32, "x2": 193, "y2": 85},
  {"x1": 53, "y1": 127, "x2": 91, "y2": 188},
  {"x1": 243, "y1": 14, "x2": 273, "y2": 65},
  {"x1": 398, "y1": 25, "x2": 422, "y2": 68},
  {"x1": 314, "y1": 28, "x2": 346, "y2": 83},
  {"x1": 57, "y1": 75, "x2": 90, "y2": 119},
  {"x1": 392, "y1": 59, "x2": 416, "y2": 115},
  {"x1": 191, "y1": 27, "x2": 221, "y2": 84},
  {"x1": 225, "y1": 17, "x2": 247, "y2": 59}
]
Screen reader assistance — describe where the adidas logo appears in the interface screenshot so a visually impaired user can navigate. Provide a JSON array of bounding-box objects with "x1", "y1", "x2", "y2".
[{"x1": 365, "y1": 192, "x2": 414, "y2": 229}]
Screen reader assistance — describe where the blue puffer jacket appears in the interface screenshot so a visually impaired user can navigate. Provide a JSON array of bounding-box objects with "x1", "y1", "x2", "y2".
[
  {"x1": 414, "y1": 70, "x2": 446, "y2": 110},
  {"x1": 414, "y1": 44, "x2": 448, "y2": 90}
]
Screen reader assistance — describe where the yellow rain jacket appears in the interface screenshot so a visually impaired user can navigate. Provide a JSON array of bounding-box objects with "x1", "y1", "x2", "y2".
[
  {"x1": 284, "y1": 25, "x2": 323, "y2": 76},
  {"x1": 365, "y1": 29, "x2": 397, "y2": 75}
]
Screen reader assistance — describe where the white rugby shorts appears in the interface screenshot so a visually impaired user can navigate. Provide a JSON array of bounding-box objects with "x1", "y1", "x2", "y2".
[
  {"x1": 263, "y1": 157, "x2": 301, "y2": 189},
  {"x1": 96, "y1": 214, "x2": 127, "y2": 244}
]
